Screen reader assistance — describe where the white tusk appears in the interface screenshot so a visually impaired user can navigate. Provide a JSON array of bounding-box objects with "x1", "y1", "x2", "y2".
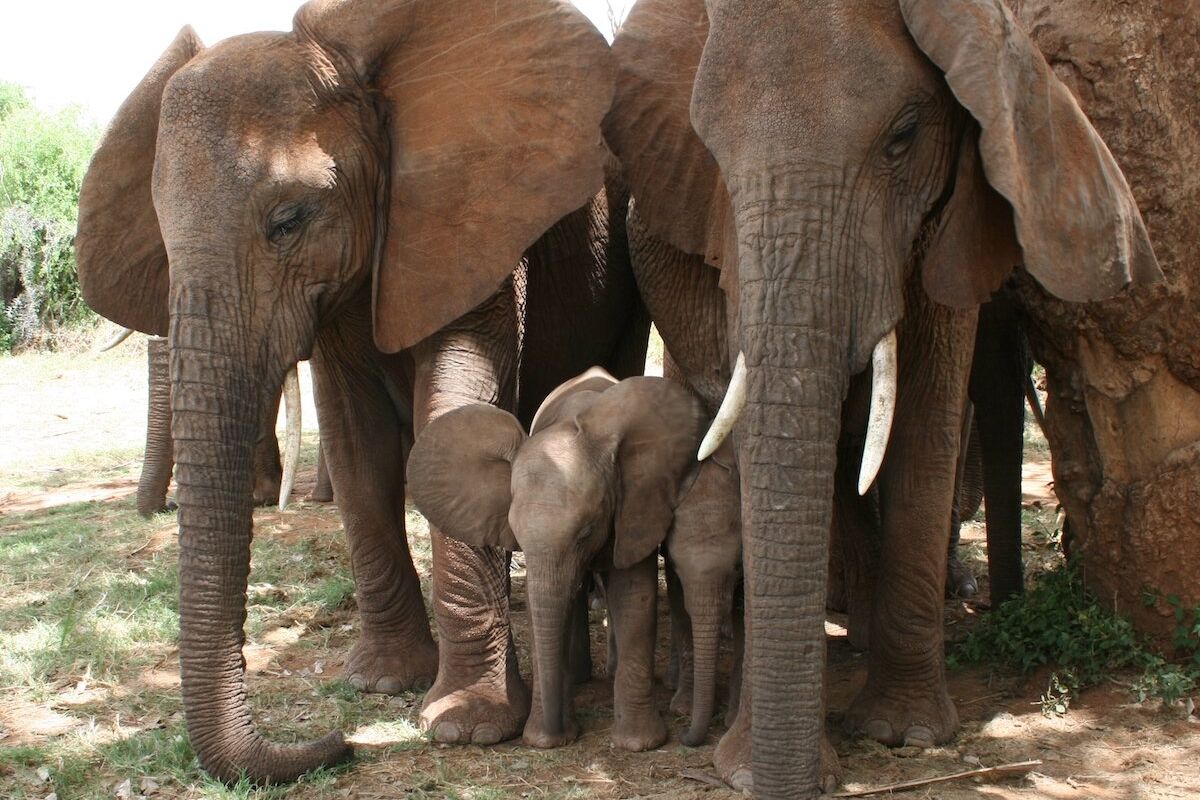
[
  {"x1": 97, "y1": 326, "x2": 135, "y2": 352},
  {"x1": 858, "y1": 330, "x2": 898, "y2": 496},
  {"x1": 278, "y1": 365, "x2": 302, "y2": 510},
  {"x1": 698, "y1": 352, "x2": 748, "y2": 461}
]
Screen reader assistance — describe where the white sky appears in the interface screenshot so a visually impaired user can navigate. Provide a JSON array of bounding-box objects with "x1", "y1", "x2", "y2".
[{"x1": 0, "y1": 0, "x2": 629, "y2": 125}]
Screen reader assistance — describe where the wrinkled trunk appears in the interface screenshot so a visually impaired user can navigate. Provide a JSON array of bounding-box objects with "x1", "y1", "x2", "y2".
[
  {"x1": 172, "y1": 297, "x2": 349, "y2": 783},
  {"x1": 526, "y1": 571, "x2": 576, "y2": 740},
  {"x1": 680, "y1": 589, "x2": 727, "y2": 746},
  {"x1": 736, "y1": 208, "x2": 848, "y2": 798},
  {"x1": 137, "y1": 337, "x2": 174, "y2": 517}
]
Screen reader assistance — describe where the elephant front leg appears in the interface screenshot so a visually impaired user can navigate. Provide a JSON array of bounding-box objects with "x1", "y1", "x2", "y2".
[
  {"x1": 605, "y1": 554, "x2": 667, "y2": 752},
  {"x1": 846, "y1": 299, "x2": 975, "y2": 748},
  {"x1": 414, "y1": 286, "x2": 531, "y2": 746},
  {"x1": 311, "y1": 346, "x2": 438, "y2": 696}
]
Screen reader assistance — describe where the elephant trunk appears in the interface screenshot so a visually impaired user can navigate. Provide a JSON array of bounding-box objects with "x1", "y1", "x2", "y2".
[
  {"x1": 526, "y1": 568, "x2": 577, "y2": 742},
  {"x1": 680, "y1": 585, "x2": 729, "y2": 747},
  {"x1": 137, "y1": 337, "x2": 174, "y2": 517},
  {"x1": 171, "y1": 298, "x2": 350, "y2": 783},
  {"x1": 739, "y1": 243, "x2": 849, "y2": 797}
]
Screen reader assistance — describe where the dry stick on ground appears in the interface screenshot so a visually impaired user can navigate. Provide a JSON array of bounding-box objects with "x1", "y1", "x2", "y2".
[{"x1": 833, "y1": 760, "x2": 1043, "y2": 798}]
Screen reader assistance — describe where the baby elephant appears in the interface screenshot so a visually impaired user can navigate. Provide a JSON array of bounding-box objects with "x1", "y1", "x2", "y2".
[{"x1": 410, "y1": 367, "x2": 736, "y2": 751}]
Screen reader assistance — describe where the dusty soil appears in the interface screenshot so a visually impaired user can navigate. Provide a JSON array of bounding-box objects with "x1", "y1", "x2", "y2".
[{"x1": 0, "y1": 348, "x2": 1197, "y2": 799}]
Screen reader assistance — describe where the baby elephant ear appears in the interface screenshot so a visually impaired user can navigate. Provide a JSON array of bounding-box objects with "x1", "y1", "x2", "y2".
[
  {"x1": 576, "y1": 378, "x2": 707, "y2": 570},
  {"x1": 901, "y1": 0, "x2": 1161, "y2": 303},
  {"x1": 407, "y1": 404, "x2": 525, "y2": 552},
  {"x1": 76, "y1": 26, "x2": 204, "y2": 336}
]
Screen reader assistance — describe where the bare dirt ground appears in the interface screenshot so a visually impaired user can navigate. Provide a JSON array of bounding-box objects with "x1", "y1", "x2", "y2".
[{"x1": 0, "y1": 345, "x2": 1197, "y2": 799}]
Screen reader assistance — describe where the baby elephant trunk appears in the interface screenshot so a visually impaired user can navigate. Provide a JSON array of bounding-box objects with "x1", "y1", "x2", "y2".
[{"x1": 681, "y1": 582, "x2": 732, "y2": 747}]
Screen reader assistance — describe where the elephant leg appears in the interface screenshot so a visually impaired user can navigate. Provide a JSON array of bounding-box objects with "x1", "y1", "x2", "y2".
[
  {"x1": 946, "y1": 404, "x2": 980, "y2": 598},
  {"x1": 415, "y1": 284, "x2": 531, "y2": 746},
  {"x1": 846, "y1": 295, "x2": 975, "y2": 748},
  {"x1": 137, "y1": 336, "x2": 175, "y2": 517},
  {"x1": 970, "y1": 299, "x2": 1027, "y2": 606},
  {"x1": 310, "y1": 439, "x2": 334, "y2": 503},
  {"x1": 726, "y1": 582, "x2": 744, "y2": 723},
  {"x1": 567, "y1": 582, "x2": 593, "y2": 686},
  {"x1": 666, "y1": 557, "x2": 695, "y2": 714},
  {"x1": 834, "y1": 434, "x2": 881, "y2": 653},
  {"x1": 311, "y1": 337, "x2": 439, "y2": 696},
  {"x1": 251, "y1": 385, "x2": 284, "y2": 506},
  {"x1": 605, "y1": 553, "x2": 666, "y2": 752}
]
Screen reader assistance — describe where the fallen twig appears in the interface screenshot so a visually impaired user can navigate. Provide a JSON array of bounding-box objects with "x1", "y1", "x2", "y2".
[
  {"x1": 833, "y1": 760, "x2": 1042, "y2": 798},
  {"x1": 680, "y1": 768, "x2": 731, "y2": 789}
]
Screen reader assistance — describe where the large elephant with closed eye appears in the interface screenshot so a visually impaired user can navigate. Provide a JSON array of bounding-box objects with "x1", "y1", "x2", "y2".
[
  {"x1": 604, "y1": 0, "x2": 1160, "y2": 797},
  {"x1": 74, "y1": 0, "x2": 649, "y2": 784}
]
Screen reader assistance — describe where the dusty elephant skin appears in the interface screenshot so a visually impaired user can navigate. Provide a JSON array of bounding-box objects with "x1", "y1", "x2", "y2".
[
  {"x1": 74, "y1": 0, "x2": 621, "y2": 785},
  {"x1": 409, "y1": 372, "x2": 718, "y2": 752},
  {"x1": 605, "y1": 0, "x2": 1160, "y2": 797}
]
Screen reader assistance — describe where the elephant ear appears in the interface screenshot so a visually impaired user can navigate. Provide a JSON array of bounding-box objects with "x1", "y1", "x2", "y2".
[
  {"x1": 900, "y1": 0, "x2": 1161, "y2": 305},
  {"x1": 604, "y1": 0, "x2": 735, "y2": 272},
  {"x1": 407, "y1": 404, "x2": 525, "y2": 552},
  {"x1": 575, "y1": 377, "x2": 707, "y2": 570},
  {"x1": 75, "y1": 26, "x2": 204, "y2": 336},
  {"x1": 295, "y1": 0, "x2": 614, "y2": 353}
]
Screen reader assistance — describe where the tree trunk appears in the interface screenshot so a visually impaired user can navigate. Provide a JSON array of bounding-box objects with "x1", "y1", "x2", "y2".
[
  {"x1": 1013, "y1": 0, "x2": 1200, "y2": 646},
  {"x1": 137, "y1": 337, "x2": 174, "y2": 517}
]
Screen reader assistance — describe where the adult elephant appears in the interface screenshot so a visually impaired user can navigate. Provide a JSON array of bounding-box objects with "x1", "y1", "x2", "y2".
[
  {"x1": 605, "y1": 0, "x2": 1160, "y2": 797},
  {"x1": 75, "y1": 0, "x2": 629, "y2": 784}
]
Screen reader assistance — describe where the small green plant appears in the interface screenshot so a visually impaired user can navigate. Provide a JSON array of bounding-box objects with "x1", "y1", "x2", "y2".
[{"x1": 951, "y1": 561, "x2": 1199, "y2": 714}]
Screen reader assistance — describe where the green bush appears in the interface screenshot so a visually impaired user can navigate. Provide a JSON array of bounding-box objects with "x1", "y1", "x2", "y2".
[
  {"x1": 0, "y1": 82, "x2": 100, "y2": 351},
  {"x1": 950, "y1": 560, "x2": 1199, "y2": 713}
]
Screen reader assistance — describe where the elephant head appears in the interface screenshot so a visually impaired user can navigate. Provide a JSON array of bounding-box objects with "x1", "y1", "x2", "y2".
[
  {"x1": 75, "y1": 0, "x2": 613, "y2": 783},
  {"x1": 408, "y1": 370, "x2": 707, "y2": 746},
  {"x1": 606, "y1": 0, "x2": 1160, "y2": 795}
]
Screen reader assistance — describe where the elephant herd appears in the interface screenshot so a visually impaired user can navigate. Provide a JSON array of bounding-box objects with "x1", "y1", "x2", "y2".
[{"x1": 75, "y1": 0, "x2": 1159, "y2": 798}]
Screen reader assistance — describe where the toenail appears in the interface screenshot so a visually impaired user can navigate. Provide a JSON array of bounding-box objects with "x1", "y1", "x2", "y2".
[
  {"x1": 864, "y1": 719, "x2": 894, "y2": 743},
  {"x1": 729, "y1": 767, "x2": 753, "y2": 792},
  {"x1": 471, "y1": 723, "x2": 503, "y2": 746},
  {"x1": 903, "y1": 725, "x2": 935, "y2": 748},
  {"x1": 376, "y1": 676, "x2": 403, "y2": 695},
  {"x1": 347, "y1": 674, "x2": 366, "y2": 691},
  {"x1": 412, "y1": 675, "x2": 433, "y2": 692},
  {"x1": 433, "y1": 721, "x2": 462, "y2": 743},
  {"x1": 823, "y1": 774, "x2": 839, "y2": 795}
]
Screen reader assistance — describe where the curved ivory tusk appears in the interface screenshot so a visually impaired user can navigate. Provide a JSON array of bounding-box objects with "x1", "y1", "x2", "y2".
[
  {"x1": 97, "y1": 326, "x2": 135, "y2": 352},
  {"x1": 858, "y1": 330, "x2": 898, "y2": 496},
  {"x1": 278, "y1": 366, "x2": 302, "y2": 510},
  {"x1": 698, "y1": 352, "x2": 748, "y2": 461}
]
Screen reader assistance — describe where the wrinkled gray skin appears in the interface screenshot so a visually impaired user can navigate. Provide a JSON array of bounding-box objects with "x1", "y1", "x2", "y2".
[
  {"x1": 606, "y1": 1, "x2": 1160, "y2": 796},
  {"x1": 75, "y1": 0, "x2": 626, "y2": 784},
  {"x1": 137, "y1": 337, "x2": 286, "y2": 516},
  {"x1": 408, "y1": 372, "x2": 709, "y2": 752}
]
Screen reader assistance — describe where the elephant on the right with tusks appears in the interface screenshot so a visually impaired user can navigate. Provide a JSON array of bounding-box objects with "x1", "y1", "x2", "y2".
[{"x1": 605, "y1": 0, "x2": 1161, "y2": 796}]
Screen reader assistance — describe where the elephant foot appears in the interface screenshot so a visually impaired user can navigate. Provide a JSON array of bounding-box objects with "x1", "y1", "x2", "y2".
[
  {"x1": 613, "y1": 705, "x2": 667, "y2": 752},
  {"x1": 946, "y1": 553, "x2": 978, "y2": 598},
  {"x1": 669, "y1": 677, "x2": 694, "y2": 717},
  {"x1": 522, "y1": 697, "x2": 580, "y2": 749},
  {"x1": 345, "y1": 634, "x2": 438, "y2": 695},
  {"x1": 846, "y1": 682, "x2": 959, "y2": 748},
  {"x1": 420, "y1": 638, "x2": 530, "y2": 746},
  {"x1": 307, "y1": 486, "x2": 334, "y2": 503}
]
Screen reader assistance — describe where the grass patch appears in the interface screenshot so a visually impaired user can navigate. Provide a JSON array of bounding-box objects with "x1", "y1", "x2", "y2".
[{"x1": 950, "y1": 560, "x2": 1199, "y2": 713}]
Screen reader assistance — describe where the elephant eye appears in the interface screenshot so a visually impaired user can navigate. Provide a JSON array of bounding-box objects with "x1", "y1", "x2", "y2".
[
  {"x1": 884, "y1": 117, "x2": 920, "y2": 160},
  {"x1": 266, "y1": 203, "x2": 311, "y2": 244}
]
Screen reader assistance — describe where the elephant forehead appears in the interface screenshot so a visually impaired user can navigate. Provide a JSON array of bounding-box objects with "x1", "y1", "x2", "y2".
[{"x1": 158, "y1": 33, "x2": 344, "y2": 187}]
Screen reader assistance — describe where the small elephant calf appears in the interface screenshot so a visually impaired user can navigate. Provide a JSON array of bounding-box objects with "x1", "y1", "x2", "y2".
[{"x1": 409, "y1": 367, "x2": 741, "y2": 750}]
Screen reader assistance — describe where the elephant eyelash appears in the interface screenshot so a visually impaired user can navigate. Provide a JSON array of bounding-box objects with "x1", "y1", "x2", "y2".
[
  {"x1": 884, "y1": 119, "x2": 920, "y2": 160},
  {"x1": 266, "y1": 204, "x2": 312, "y2": 244}
]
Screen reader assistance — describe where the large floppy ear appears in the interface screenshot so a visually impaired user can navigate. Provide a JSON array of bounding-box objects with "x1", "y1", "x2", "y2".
[
  {"x1": 407, "y1": 404, "x2": 525, "y2": 552},
  {"x1": 295, "y1": 0, "x2": 614, "y2": 353},
  {"x1": 75, "y1": 27, "x2": 204, "y2": 336},
  {"x1": 604, "y1": 0, "x2": 735, "y2": 272},
  {"x1": 576, "y1": 377, "x2": 707, "y2": 570},
  {"x1": 901, "y1": 0, "x2": 1161, "y2": 304}
]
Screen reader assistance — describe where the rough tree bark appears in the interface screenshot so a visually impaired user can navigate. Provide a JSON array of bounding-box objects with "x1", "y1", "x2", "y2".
[{"x1": 1012, "y1": 0, "x2": 1200, "y2": 646}]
